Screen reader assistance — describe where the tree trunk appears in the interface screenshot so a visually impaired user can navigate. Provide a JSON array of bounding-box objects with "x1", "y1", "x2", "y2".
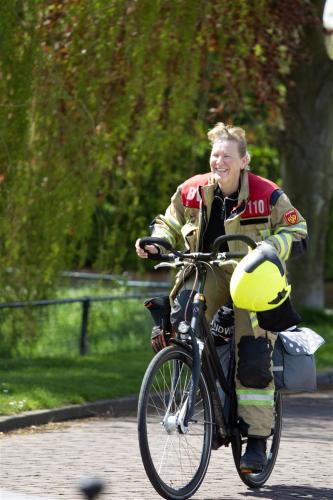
[{"x1": 279, "y1": 18, "x2": 333, "y2": 309}]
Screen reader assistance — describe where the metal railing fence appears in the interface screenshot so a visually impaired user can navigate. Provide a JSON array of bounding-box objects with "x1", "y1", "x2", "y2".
[{"x1": 0, "y1": 275, "x2": 170, "y2": 357}]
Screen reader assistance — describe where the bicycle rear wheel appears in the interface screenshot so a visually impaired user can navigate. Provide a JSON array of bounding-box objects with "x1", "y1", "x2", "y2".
[
  {"x1": 138, "y1": 345, "x2": 213, "y2": 500},
  {"x1": 232, "y1": 391, "x2": 283, "y2": 488}
]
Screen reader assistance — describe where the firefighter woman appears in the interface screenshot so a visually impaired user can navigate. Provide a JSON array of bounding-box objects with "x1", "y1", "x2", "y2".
[{"x1": 135, "y1": 122, "x2": 308, "y2": 473}]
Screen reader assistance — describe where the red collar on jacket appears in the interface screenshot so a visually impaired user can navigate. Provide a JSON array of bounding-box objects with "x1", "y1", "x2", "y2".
[{"x1": 180, "y1": 171, "x2": 279, "y2": 215}]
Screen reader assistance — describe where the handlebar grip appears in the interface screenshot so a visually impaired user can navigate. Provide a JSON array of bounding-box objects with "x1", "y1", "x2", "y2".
[
  {"x1": 212, "y1": 234, "x2": 256, "y2": 253},
  {"x1": 139, "y1": 237, "x2": 173, "y2": 251},
  {"x1": 223, "y1": 251, "x2": 248, "y2": 258},
  {"x1": 139, "y1": 237, "x2": 174, "y2": 260}
]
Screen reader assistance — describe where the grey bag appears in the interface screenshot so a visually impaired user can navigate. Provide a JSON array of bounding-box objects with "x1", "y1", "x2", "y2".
[{"x1": 272, "y1": 327, "x2": 325, "y2": 392}]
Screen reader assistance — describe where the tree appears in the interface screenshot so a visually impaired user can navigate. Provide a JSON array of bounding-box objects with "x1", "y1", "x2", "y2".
[
  {"x1": 200, "y1": 1, "x2": 333, "y2": 307},
  {"x1": 278, "y1": 1, "x2": 333, "y2": 308}
]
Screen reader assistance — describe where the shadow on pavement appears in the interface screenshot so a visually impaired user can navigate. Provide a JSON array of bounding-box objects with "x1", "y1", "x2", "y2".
[
  {"x1": 240, "y1": 483, "x2": 333, "y2": 499},
  {"x1": 282, "y1": 393, "x2": 333, "y2": 420}
]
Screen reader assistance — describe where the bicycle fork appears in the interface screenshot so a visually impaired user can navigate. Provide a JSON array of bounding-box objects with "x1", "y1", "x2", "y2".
[{"x1": 162, "y1": 291, "x2": 205, "y2": 434}]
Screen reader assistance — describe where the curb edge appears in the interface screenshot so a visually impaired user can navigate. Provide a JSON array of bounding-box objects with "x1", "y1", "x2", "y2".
[{"x1": 0, "y1": 396, "x2": 138, "y2": 433}]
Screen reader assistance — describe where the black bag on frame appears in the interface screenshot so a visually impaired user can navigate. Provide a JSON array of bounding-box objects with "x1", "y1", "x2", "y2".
[{"x1": 144, "y1": 296, "x2": 172, "y2": 332}]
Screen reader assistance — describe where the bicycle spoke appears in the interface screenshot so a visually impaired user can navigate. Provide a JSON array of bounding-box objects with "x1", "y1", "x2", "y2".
[
  {"x1": 157, "y1": 434, "x2": 172, "y2": 475},
  {"x1": 150, "y1": 379, "x2": 168, "y2": 411},
  {"x1": 147, "y1": 398, "x2": 165, "y2": 417}
]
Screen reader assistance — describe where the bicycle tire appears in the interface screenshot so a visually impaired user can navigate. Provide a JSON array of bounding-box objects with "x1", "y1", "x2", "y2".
[
  {"x1": 232, "y1": 391, "x2": 283, "y2": 488},
  {"x1": 138, "y1": 345, "x2": 213, "y2": 500}
]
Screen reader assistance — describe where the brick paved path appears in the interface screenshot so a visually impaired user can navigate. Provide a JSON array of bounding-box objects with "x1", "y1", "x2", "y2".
[{"x1": 0, "y1": 392, "x2": 332, "y2": 499}]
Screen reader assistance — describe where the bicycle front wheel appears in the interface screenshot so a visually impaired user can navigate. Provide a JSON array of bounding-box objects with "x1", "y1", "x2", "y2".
[{"x1": 138, "y1": 345, "x2": 213, "y2": 500}]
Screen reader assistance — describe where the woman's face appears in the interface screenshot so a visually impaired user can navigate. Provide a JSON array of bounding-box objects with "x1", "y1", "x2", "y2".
[{"x1": 210, "y1": 139, "x2": 247, "y2": 195}]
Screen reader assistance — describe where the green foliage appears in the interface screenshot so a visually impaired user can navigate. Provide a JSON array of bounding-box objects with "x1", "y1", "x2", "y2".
[
  {"x1": 0, "y1": 0, "x2": 319, "y2": 305},
  {"x1": 0, "y1": 1, "x2": 42, "y2": 299}
]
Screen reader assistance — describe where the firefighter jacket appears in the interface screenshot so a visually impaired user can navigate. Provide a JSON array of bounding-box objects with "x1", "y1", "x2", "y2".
[{"x1": 151, "y1": 169, "x2": 308, "y2": 262}]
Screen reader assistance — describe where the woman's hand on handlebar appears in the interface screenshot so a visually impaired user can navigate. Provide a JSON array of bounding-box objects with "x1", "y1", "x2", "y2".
[{"x1": 135, "y1": 238, "x2": 159, "y2": 259}]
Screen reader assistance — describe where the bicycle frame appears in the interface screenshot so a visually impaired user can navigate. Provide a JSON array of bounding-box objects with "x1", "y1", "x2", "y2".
[
  {"x1": 138, "y1": 234, "x2": 256, "y2": 438},
  {"x1": 138, "y1": 234, "x2": 283, "y2": 497},
  {"x1": 172, "y1": 260, "x2": 236, "y2": 445}
]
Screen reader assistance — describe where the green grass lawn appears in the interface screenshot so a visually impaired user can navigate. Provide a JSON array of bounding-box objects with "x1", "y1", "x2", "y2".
[
  {"x1": 0, "y1": 350, "x2": 154, "y2": 416},
  {"x1": 0, "y1": 301, "x2": 331, "y2": 417}
]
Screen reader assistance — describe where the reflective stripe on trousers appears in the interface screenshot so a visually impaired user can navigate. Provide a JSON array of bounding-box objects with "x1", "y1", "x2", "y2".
[{"x1": 236, "y1": 388, "x2": 275, "y2": 407}]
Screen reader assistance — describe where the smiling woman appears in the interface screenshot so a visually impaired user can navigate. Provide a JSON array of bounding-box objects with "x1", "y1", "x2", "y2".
[
  {"x1": 208, "y1": 123, "x2": 250, "y2": 197},
  {"x1": 135, "y1": 120, "x2": 309, "y2": 473}
]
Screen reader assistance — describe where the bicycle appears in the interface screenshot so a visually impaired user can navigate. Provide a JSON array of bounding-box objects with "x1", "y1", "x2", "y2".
[{"x1": 137, "y1": 234, "x2": 282, "y2": 500}]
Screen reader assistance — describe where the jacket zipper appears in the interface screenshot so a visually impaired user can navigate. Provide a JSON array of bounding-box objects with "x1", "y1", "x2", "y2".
[{"x1": 198, "y1": 187, "x2": 208, "y2": 251}]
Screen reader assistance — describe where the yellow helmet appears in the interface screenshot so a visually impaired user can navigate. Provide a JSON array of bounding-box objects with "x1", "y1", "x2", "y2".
[{"x1": 230, "y1": 244, "x2": 291, "y2": 312}]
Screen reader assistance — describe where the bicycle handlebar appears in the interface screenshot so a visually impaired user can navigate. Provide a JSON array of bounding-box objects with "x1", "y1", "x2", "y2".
[
  {"x1": 139, "y1": 234, "x2": 257, "y2": 262},
  {"x1": 211, "y1": 234, "x2": 257, "y2": 252},
  {"x1": 139, "y1": 237, "x2": 182, "y2": 261}
]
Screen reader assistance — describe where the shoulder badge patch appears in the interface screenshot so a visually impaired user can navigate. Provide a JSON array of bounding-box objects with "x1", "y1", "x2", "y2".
[{"x1": 284, "y1": 209, "x2": 298, "y2": 225}]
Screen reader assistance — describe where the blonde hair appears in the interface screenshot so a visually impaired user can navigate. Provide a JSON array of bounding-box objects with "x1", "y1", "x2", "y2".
[{"x1": 207, "y1": 122, "x2": 250, "y2": 165}]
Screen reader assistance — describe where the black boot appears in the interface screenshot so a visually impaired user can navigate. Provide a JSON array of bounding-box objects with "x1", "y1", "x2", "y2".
[{"x1": 240, "y1": 437, "x2": 267, "y2": 473}]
